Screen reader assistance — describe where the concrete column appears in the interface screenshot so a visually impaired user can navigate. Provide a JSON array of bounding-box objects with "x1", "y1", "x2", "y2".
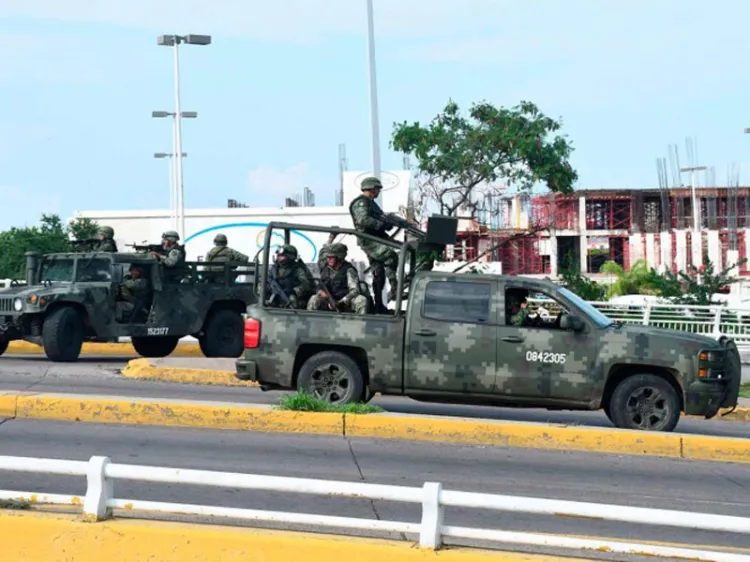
[
  {"x1": 645, "y1": 233, "x2": 655, "y2": 269},
  {"x1": 674, "y1": 230, "x2": 687, "y2": 272},
  {"x1": 578, "y1": 196, "x2": 587, "y2": 273},
  {"x1": 660, "y1": 231, "x2": 672, "y2": 273},
  {"x1": 630, "y1": 233, "x2": 643, "y2": 265},
  {"x1": 549, "y1": 235, "x2": 558, "y2": 277},
  {"x1": 707, "y1": 230, "x2": 721, "y2": 270}
]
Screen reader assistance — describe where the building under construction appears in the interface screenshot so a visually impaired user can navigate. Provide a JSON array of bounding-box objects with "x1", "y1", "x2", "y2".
[{"x1": 453, "y1": 185, "x2": 750, "y2": 277}]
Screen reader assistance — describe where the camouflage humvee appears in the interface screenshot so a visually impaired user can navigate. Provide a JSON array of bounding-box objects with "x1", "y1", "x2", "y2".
[
  {"x1": 0, "y1": 251, "x2": 256, "y2": 362},
  {"x1": 235, "y1": 220, "x2": 741, "y2": 432}
]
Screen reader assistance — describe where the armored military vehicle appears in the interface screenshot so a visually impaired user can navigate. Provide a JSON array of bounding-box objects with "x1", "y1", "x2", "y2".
[
  {"x1": 234, "y1": 219, "x2": 741, "y2": 432},
  {"x1": 0, "y1": 250, "x2": 256, "y2": 361}
]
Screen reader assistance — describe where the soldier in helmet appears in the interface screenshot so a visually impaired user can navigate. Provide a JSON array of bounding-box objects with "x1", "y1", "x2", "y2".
[
  {"x1": 205, "y1": 233, "x2": 249, "y2": 267},
  {"x1": 94, "y1": 226, "x2": 118, "y2": 252},
  {"x1": 307, "y1": 243, "x2": 368, "y2": 314},
  {"x1": 316, "y1": 229, "x2": 338, "y2": 273},
  {"x1": 115, "y1": 264, "x2": 153, "y2": 322},
  {"x1": 265, "y1": 244, "x2": 313, "y2": 308},
  {"x1": 349, "y1": 176, "x2": 398, "y2": 313},
  {"x1": 151, "y1": 230, "x2": 185, "y2": 268}
]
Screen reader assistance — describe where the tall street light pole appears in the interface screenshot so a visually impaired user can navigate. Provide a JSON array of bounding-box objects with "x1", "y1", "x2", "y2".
[
  {"x1": 680, "y1": 164, "x2": 707, "y2": 268},
  {"x1": 157, "y1": 33, "x2": 211, "y2": 239},
  {"x1": 152, "y1": 110, "x2": 197, "y2": 232},
  {"x1": 365, "y1": 0, "x2": 382, "y2": 205},
  {"x1": 154, "y1": 150, "x2": 188, "y2": 231}
]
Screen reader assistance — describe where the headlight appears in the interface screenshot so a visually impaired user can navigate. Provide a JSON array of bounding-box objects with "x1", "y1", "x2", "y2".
[
  {"x1": 13, "y1": 298, "x2": 23, "y2": 311},
  {"x1": 699, "y1": 351, "x2": 721, "y2": 362}
]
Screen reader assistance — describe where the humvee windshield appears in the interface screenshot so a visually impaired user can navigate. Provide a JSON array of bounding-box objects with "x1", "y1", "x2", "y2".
[
  {"x1": 39, "y1": 258, "x2": 74, "y2": 282},
  {"x1": 75, "y1": 258, "x2": 112, "y2": 282}
]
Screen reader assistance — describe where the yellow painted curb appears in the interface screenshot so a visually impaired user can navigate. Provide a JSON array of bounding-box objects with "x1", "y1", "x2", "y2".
[
  {"x1": 721, "y1": 407, "x2": 750, "y2": 423},
  {"x1": 122, "y1": 358, "x2": 254, "y2": 386},
  {"x1": 0, "y1": 392, "x2": 17, "y2": 417},
  {"x1": 11, "y1": 393, "x2": 344, "y2": 435},
  {"x1": 1, "y1": 391, "x2": 749, "y2": 463},
  {"x1": 6, "y1": 340, "x2": 203, "y2": 357},
  {"x1": 0, "y1": 511, "x2": 571, "y2": 562}
]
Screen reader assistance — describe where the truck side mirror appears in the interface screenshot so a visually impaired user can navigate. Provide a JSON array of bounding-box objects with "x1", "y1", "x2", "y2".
[{"x1": 561, "y1": 314, "x2": 584, "y2": 332}]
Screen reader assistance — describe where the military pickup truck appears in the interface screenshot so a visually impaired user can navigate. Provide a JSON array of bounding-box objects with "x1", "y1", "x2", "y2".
[
  {"x1": 235, "y1": 220, "x2": 741, "y2": 432},
  {"x1": 0, "y1": 250, "x2": 256, "y2": 361}
]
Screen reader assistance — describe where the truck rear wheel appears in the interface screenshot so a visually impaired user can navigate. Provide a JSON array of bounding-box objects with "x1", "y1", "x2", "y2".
[
  {"x1": 132, "y1": 336, "x2": 179, "y2": 358},
  {"x1": 608, "y1": 374, "x2": 680, "y2": 432},
  {"x1": 297, "y1": 351, "x2": 365, "y2": 405},
  {"x1": 201, "y1": 309, "x2": 244, "y2": 357},
  {"x1": 42, "y1": 307, "x2": 84, "y2": 362}
]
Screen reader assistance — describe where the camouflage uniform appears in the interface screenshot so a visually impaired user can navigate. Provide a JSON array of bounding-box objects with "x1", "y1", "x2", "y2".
[
  {"x1": 94, "y1": 226, "x2": 118, "y2": 252},
  {"x1": 307, "y1": 243, "x2": 368, "y2": 314},
  {"x1": 154, "y1": 230, "x2": 186, "y2": 267},
  {"x1": 349, "y1": 177, "x2": 398, "y2": 311},
  {"x1": 205, "y1": 233, "x2": 249, "y2": 266},
  {"x1": 266, "y1": 244, "x2": 313, "y2": 308},
  {"x1": 115, "y1": 265, "x2": 152, "y2": 321}
]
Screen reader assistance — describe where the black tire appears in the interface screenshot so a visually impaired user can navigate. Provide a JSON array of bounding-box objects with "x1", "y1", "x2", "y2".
[
  {"x1": 608, "y1": 374, "x2": 681, "y2": 432},
  {"x1": 201, "y1": 309, "x2": 244, "y2": 357},
  {"x1": 42, "y1": 307, "x2": 84, "y2": 362},
  {"x1": 362, "y1": 386, "x2": 375, "y2": 403},
  {"x1": 0, "y1": 335, "x2": 8, "y2": 357},
  {"x1": 297, "y1": 350, "x2": 364, "y2": 405},
  {"x1": 602, "y1": 401, "x2": 614, "y2": 424},
  {"x1": 132, "y1": 336, "x2": 179, "y2": 358}
]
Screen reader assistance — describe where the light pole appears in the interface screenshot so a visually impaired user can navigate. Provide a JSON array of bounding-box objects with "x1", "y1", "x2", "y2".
[
  {"x1": 157, "y1": 33, "x2": 211, "y2": 239},
  {"x1": 154, "y1": 150, "x2": 188, "y2": 231},
  {"x1": 680, "y1": 164, "x2": 707, "y2": 268},
  {"x1": 152, "y1": 109, "x2": 198, "y2": 236},
  {"x1": 365, "y1": 0, "x2": 382, "y2": 205}
]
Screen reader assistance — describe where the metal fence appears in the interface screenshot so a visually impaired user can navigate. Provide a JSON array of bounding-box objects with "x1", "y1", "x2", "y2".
[{"x1": 0, "y1": 455, "x2": 748, "y2": 561}]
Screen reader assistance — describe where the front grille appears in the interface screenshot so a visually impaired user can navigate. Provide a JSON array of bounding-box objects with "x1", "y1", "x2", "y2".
[{"x1": 0, "y1": 298, "x2": 14, "y2": 313}]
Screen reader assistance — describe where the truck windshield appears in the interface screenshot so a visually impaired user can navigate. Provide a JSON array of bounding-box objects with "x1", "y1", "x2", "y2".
[
  {"x1": 39, "y1": 258, "x2": 74, "y2": 282},
  {"x1": 556, "y1": 287, "x2": 613, "y2": 328}
]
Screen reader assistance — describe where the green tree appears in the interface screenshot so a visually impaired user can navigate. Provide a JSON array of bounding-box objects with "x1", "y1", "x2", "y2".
[
  {"x1": 650, "y1": 259, "x2": 748, "y2": 305},
  {"x1": 557, "y1": 251, "x2": 607, "y2": 301},
  {"x1": 0, "y1": 214, "x2": 100, "y2": 279},
  {"x1": 599, "y1": 259, "x2": 661, "y2": 298},
  {"x1": 390, "y1": 99, "x2": 578, "y2": 218},
  {"x1": 68, "y1": 217, "x2": 99, "y2": 240}
]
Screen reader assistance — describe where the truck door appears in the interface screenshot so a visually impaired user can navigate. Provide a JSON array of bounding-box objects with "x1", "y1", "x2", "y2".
[
  {"x1": 405, "y1": 275, "x2": 498, "y2": 394},
  {"x1": 495, "y1": 282, "x2": 598, "y2": 402}
]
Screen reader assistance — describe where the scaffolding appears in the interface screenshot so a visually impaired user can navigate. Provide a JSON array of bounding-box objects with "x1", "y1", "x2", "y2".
[{"x1": 584, "y1": 194, "x2": 631, "y2": 230}]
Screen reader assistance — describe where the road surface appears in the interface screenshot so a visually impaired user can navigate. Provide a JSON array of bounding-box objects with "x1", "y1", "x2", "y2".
[
  {"x1": 0, "y1": 355, "x2": 747, "y2": 438},
  {"x1": 0, "y1": 417, "x2": 748, "y2": 561}
]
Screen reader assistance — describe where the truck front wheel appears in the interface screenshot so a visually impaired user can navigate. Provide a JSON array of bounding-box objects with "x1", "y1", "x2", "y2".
[
  {"x1": 608, "y1": 374, "x2": 681, "y2": 432},
  {"x1": 42, "y1": 307, "x2": 84, "y2": 362},
  {"x1": 132, "y1": 336, "x2": 179, "y2": 358},
  {"x1": 297, "y1": 351, "x2": 365, "y2": 405}
]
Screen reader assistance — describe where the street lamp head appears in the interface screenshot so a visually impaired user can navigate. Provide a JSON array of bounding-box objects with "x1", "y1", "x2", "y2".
[
  {"x1": 180, "y1": 111, "x2": 198, "y2": 118},
  {"x1": 157, "y1": 35, "x2": 177, "y2": 46},
  {"x1": 185, "y1": 34, "x2": 212, "y2": 45},
  {"x1": 744, "y1": 127, "x2": 750, "y2": 134},
  {"x1": 154, "y1": 152, "x2": 169, "y2": 158},
  {"x1": 152, "y1": 110, "x2": 172, "y2": 118}
]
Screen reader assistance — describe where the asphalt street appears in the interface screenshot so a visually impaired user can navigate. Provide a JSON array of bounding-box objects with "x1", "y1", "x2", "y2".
[
  {"x1": 0, "y1": 355, "x2": 747, "y2": 439},
  {"x1": 0, "y1": 418, "x2": 748, "y2": 561}
]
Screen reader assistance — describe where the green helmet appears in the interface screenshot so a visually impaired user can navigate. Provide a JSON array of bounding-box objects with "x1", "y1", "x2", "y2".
[
  {"x1": 277, "y1": 244, "x2": 298, "y2": 260},
  {"x1": 328, "y1": 243, "x2": 347, "y2": 260},
  {"x1": 162, "y1": 230, "x2": 180, "y2": 242},
  {"x1": 319, "y1": 243, "x2": 331, "y2": 260},
  {"x1": 360, "y1": 176, "x2": 383, "y2": 191},
  {"x1": 98, "y1": 226, "x2": 114, "y2": 238},
  {"x1": 213, "y1": 233, "x2": 227, "y2": 245}
]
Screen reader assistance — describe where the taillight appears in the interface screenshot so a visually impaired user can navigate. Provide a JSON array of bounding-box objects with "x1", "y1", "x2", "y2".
[{"x1": 244, "y1": 318, "x2": 260, "y2": 348}]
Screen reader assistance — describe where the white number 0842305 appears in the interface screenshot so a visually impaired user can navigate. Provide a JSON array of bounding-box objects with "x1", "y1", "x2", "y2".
[{"x1": 525, "y1": 351, "x2": 567, "y2": 364}]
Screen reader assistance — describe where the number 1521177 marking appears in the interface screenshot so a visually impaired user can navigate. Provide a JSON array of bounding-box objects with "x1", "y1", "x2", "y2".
[{"x1": 147, "y1": 327, "x2": 169, "y2": 336}]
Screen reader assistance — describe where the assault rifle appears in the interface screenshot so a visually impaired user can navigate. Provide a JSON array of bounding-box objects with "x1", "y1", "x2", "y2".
[
  {"x1": 377, "y1": 210, "x2": 425, "y2": 241},
  {"x1": 69, "y1": 238, "x2": 98, "y2": 250},
  {"x1": 314, "y1": 277, "x2": 341, "y2": 313},
  {"x1": 266, "y1": 276, "x2": 295, "y2": 310},
  {"x1": 127, "y1": 243, "x2": 165, "y2": 255}
]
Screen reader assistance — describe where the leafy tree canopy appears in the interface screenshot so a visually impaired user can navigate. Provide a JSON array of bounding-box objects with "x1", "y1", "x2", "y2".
[
  {"x1": 0, "y1": 214, "x2": 100, "y2": 279},
  {"x1": 390, "y1": 99, "x2": 578, "y2": 217}
]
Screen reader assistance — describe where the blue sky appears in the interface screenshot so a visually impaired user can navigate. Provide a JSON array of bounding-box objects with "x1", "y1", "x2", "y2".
[{"x1": 2, "y1": 0, "x2": 750, "y2": 230}]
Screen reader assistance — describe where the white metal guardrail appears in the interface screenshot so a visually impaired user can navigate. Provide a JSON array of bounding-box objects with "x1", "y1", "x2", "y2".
[{"x1": 0, "y1": 455, "x2": 748, "y2": 561}]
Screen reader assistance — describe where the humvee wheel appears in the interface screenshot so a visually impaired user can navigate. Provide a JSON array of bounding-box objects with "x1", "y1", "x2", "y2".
[
  {"x1": 297, "y1": 350, "x2": 364, "y2": 405},
  {"x1": 0, "y1": 335, "x2": 8, "y2": 357},
  {"x1": 42, "y1": 306, "x2": 84, "y2": 362},
  {"x1": 201, "y1": 309, "x2": 244, "y2": 357},
  {"x1": 132, "y1": 336, "x2": 179, "y2": 358},
  {"x1": 608, "y1": 374, "x2": 680, "y2": 432}
]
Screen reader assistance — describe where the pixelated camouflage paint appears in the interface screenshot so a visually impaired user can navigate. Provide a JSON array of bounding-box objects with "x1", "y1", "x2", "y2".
[
  {"x1": 0, "y1": 252, "x2": 257, "y2": 340},
  {"x1": 241, "y1": 271, "x2": 737, "y2": 417}
]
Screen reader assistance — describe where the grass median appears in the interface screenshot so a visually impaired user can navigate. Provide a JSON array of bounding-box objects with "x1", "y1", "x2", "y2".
[
  {"x1": 276, "y1": 391, "x2": 383, "y2": 414},
  {"x1": 741, "y1": 383, "x2": 749, "y2": 399}
]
